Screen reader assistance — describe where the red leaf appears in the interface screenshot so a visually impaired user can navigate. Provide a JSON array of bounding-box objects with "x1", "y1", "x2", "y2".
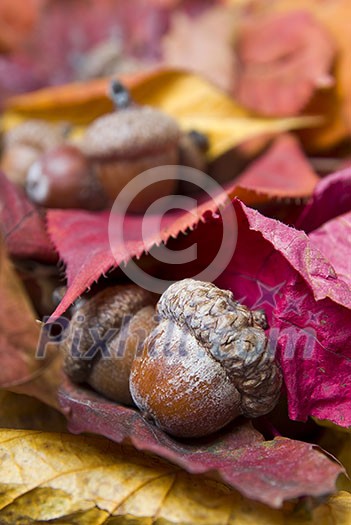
[
  {"x1": 47, "y1": 196, "x2": 227, "y2": 319},
  {"x1": 59, "y1": 379, "x2": 342, "y2": 508},
  {"x1": 235, "y1": 134, "x2": 319, "y2": 197},
  {"x1": 0, "y1": 171, "x2": 57, "y2": 263},
  {"x1": 296, "y1": 168, "x2": 351, "y2": 233},
  {"x1": 233, "y1": 11, "x2": 335, "y2": 116}
]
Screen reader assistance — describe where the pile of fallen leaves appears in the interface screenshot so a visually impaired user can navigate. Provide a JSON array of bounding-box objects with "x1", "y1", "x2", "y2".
[{"x1": 1, "y1": 1, "x2": 351, "y2": 523}]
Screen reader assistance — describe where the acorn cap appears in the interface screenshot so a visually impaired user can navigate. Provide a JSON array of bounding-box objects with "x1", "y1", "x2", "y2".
[
  {"x1": 63, "y1": 284, "x2": 155, "y2": 383},
  {"x1": 4, "y1": 119, "x2": 66, "y2": 152},
  {"x1": 81, "y1": 106, "x2": 181, "y2": 161}
]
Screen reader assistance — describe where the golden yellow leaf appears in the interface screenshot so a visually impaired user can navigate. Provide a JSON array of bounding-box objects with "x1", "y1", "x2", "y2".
[
  {"x1": 0, "y1": 429, "x2": 348, "y2": 525},
  {"x1": 318, "y1": 425, "x2": 351, "y2": 493},
  {"x1": 0, "y1": 429, "x2": 282, "y2": 524},
  {"x1": 312, "y1": 492, "x2": 351, "y2": 525},
  {"x1": 179, "y1": 114, "x2": 321, "y2": 159},
  {"x1": 2, "y1": 69, "x2": 319, "y2": 160}
]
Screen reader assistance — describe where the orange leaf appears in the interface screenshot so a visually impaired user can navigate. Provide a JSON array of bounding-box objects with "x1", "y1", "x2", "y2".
[{"x1": 0, "y1": 236, "x2": 61, "y2": 408}]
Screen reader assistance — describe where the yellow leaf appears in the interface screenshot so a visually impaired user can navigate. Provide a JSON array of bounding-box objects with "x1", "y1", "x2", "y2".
[
  {"x1": 179, "y1": 115, "x2": 321, "y2": 159},
  {"x1": 312, "y1": 492, "x2": 351, "y2": 525},
  {"x1": 0, "y1": 429, "x2": 349, "y2": 525},
  {"x1": 318, "y1": 426, "x2": 351, "y2": 492},
  {"x1": 2, "y1": 69, "x2": 319, "y2": 161},
  {"x1": 0, "y1": 429, "x2": 281, "y2": 524}
]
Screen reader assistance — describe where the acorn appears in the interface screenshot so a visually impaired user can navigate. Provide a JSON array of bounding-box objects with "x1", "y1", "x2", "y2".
[
  {"x1": 62, "y1": 284, "x2": 157, "y2": 405},
  {"x1": 26, "y1": 144, "x2": 106, "y2": 210},
  {"x1": 1, "y1": 119, "x2": 66, "y2": 186},
  {"x1": 130, "y1": 279, "x2": 282, "y2": 438},
  {"x1": 80, "y1": 80, "x2": 181, "y2": 213}
]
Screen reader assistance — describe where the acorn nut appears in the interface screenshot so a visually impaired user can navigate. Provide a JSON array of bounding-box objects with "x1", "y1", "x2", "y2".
[
  {"x1": 1, "y1": 119, "x2": 66, "y2": 186},
  {"x1": 26, "y1": 144, "x2": 107, "y2": 209},
  {"x1": 62, "y1": 284, "x2": 156, "y2": 405},
  {"x1": 81, "y1": 80, "x2": 181, "y2": 213},
  {"x1": 130, "y1": 279, "x2": 282, "y2": 438}
]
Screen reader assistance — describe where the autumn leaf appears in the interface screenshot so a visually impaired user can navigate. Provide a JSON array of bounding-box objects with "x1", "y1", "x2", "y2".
[
  {"x1": 0, "y1": 0, "x2": 42, "y2": 52},
  {"x1": 309, "y1": 211, "x2": 351, "y2": 288},
  {"x1": 0, "y1": 428, "x2": 345, "y2": 523},
  {"x1": 233, "y1": 133, "x2": 319, "y2": 198},
  {"x1": 249, "y1": 0, "x2": 351, "y2": 150},
  {"x1": 214, "y1": 199, "x2": 351, "y2": 426},
  {"x1": 296, "y1": 168, "x2": 351, "y2": 233},
  {"x1": 233, "y1": 10, "x2": 335, "y2": 117},
  {"x1": 0, "y1": 235, "x2": 61, "y2": 408},
  {"x1": 45, "y1": 197, "x2": 227, "y2": 319}
]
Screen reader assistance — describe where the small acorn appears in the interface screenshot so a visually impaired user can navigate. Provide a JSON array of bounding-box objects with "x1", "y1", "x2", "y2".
[
  {"x1": 1, "y1": 119, "x2": 66, "y2": 186},
  {"x1": 26, "y1": 144, "x2": 107, "y2": 209},
  {"x1": 130, "y1": 279, "x2": 282, "y2": 438},
  {"x1": 81, "y1": 80, "x2": 181, "y2": 213},
  {"x1": 62, "y1": 284, "x2": 157, "y2": 405}
]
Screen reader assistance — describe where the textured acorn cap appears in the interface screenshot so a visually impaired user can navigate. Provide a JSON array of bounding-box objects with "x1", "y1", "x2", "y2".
[{"x1": 81, "y1": 106, "x2": 181, "y2": 161}]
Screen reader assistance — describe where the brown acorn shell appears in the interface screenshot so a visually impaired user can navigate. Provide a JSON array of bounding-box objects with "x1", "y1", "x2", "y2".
[
  {"x1": 88, "y1": 305, "x2": 157, "y2": 405},
  {"x1": 129, "y1": 319, "x2": 241, "y2": 437}
]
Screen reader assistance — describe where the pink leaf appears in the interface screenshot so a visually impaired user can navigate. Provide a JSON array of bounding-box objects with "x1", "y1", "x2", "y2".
[
  {"x1": 47, "y1": 196, "x2": 226, "y2": 319},
  {"x1": 309, "y1": 211, "x2": 351, "y2": 288}
]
